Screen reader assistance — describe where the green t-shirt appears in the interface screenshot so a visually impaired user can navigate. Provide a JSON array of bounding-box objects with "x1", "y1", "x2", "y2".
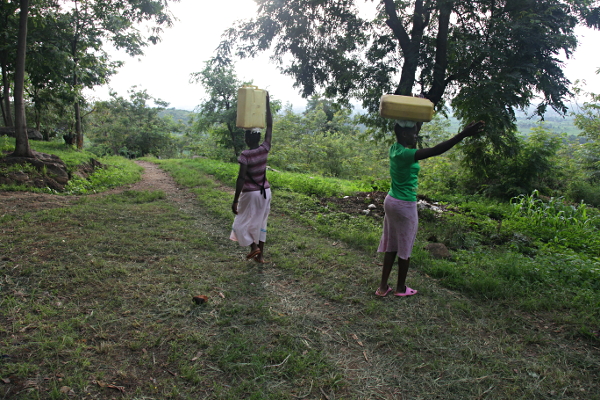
[{"x1": 388, "y1": 142, "x2": 420, "y2": 202}]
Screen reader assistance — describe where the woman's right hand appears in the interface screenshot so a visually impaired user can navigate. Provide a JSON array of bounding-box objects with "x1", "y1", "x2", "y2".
[{"x1": 232, "y1": 201, "x2": 238, "y2": 215}]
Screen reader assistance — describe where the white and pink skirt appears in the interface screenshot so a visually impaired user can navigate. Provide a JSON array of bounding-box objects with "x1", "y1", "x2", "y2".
[
  {"x1": 377, "y1": 195, "x2": 418, "y2": 259},
  {"x1": 230, "y1": 188, "x2": 272, "y2": 247}
]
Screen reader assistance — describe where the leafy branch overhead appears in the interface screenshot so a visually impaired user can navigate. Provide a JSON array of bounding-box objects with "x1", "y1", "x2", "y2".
[{"x1": 216, "y1": 0, "x2": 599, "y2": 142}]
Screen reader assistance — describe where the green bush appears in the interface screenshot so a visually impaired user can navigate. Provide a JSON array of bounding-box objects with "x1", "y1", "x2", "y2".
[{"x1": 566, "y1": 180, "x2": 600, "y2": 207}]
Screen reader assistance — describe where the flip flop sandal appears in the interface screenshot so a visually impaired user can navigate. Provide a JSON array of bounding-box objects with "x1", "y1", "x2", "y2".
[
  {"x1": 253, "y1": 256, "x2": 266, "y2": 264},
  {"x1": 246, "y1": 249, "x2": 261, "y2": 259},
  {"x1": 394, "y1": 286, "x2": 418, "y2": 297},
  {"x1": 375, "y1": 285, "x2": 393, "y2": 297}
]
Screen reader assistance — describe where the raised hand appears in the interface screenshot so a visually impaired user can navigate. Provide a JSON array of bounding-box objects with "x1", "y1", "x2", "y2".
[{"x1": 461, "y1": 121, "x2": 485, "y2": 137}]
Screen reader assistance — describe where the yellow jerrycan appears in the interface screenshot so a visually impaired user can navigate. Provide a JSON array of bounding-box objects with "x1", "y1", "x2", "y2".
[
  {"x1": 379, "y1": 95, "x2": 434, "y2": 122},
  {"x1": 236, "y1": 85, "x2": 267, "y2": 129}
]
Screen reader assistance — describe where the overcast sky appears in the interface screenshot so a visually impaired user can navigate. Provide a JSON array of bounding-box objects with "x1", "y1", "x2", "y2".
[{"x1": 88, "y1": 0, "x2": 600, "y2": 112}]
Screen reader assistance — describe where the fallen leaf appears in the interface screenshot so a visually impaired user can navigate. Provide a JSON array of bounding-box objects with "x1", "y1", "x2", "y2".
[
  {"x1": 59, "y1": 386, "x2": 71, "y2": 393},
  {"x1": 19, "y1": 325, "x2": 37, "y2": 333},
  {"x1": 351, "y1": 334, "x2": 364, "y2": 347},
  {"x1": 193, "y1": 295, "x2": 208, "y2": 304},
  {"x1": 107, "y1": 384, "x2": 125, "y2": 393}
]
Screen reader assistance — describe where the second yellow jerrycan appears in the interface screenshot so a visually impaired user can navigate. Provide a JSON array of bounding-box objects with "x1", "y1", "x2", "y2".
[
  {"x1": 236, "y1": 85, "x2": 267, "y2": 129},
  {"x1": 379, "y1": 95, "x2": 434, "y2": 122}
]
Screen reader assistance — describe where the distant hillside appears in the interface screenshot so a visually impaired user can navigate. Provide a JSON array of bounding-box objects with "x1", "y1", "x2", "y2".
[
  {"x1": 445, "y1": 108, "x2": 581, "y2": 137},
  {"x1": 159, "y1": 108, "x2": 193, "y2": 126},
  {"x1": 164, "y1": 105, "x2": 582, "y2": 138}
]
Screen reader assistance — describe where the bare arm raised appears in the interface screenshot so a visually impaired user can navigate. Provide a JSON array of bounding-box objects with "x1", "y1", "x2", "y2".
[
  {"x1": 264, "y1": 92, "x2": 272, "y2": 146},
  {"x1": 414, "y1": 121, "x2": 485, "y2": 161}
]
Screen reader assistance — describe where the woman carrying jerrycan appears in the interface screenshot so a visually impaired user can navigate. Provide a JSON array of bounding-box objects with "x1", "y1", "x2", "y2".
[
  {"x1": 230, "y1": 91, "x2": 273, "y2": 264},
  {"x1": 376, "y1": 94, "x2": 484, "y2": 297}
]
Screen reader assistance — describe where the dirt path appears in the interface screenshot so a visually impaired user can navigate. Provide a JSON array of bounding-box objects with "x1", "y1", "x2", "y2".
[{"x1": 0, "y1": 161, "x2": 192, "y2": 216}]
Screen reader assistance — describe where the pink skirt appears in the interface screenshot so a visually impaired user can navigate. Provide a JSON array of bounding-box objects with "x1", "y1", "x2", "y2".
[
  {"x1": 230, "y1": 188, "x2": 271, "y2": 247},
  {"x1": 377, "y1": 195, "x2": 418, "y2": 259}
]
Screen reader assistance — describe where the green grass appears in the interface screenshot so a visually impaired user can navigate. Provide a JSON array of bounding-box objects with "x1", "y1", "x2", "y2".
[
  {"x1": 151, "y1": 158, "x2": 600, "y2": 331},
  {"x1": 151, "y1": 157, "x2": 371, "y2": 197},
  {"x1": 1, "y1": 156, "x2": 599, "y2": 399},
  {"x1": 0, "y1": 139, "x2": 143, "y2": 193}
]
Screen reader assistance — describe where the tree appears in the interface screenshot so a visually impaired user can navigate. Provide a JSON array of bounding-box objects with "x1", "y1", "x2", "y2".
[
  {"x1": 573, "y1": 90, "x2": 600, "y2": 182},
  {"x1": 190, "y1": 62, "x2": 246, "y2": 160},
  {"x1": 217, "y1": 0, "x2": 600, "y2": 181},
  {"x1": 58, "y1": 0, "x2": 178, "y2": 149},
  {"x1": 1, "y1": 0, "x2": 179, "y2": 149},
  {"x1": 0, "y1": 0, "x2": 19, "y2": 127},
  {"x1": 86, "y1": 87, "x2": 182, "y2": 158},
  {"x1": 12, "y1": 0, "x2": 33, "y2": 158}
]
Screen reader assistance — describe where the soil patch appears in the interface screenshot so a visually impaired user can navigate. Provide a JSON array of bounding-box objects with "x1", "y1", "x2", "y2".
[{"x1": 321, "y1": 190, "x2": 388, "y2": 218}]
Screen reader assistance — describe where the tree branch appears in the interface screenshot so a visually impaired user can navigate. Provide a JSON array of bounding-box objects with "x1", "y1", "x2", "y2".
[
  {"x1": 427, "y1": 1, "x2": 452, "y2": 105},
  {"x1": 383, "y1": 0, "x2": 410, "y2": 51}
]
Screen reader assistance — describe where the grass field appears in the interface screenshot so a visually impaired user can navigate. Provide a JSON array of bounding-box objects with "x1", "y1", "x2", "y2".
[{"x1": 1, "y1": 158, "x2": 599, "y2": 399}]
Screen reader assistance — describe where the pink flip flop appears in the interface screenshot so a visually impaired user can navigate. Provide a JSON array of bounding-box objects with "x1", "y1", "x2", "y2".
[
  {"x1": 394, "y1": 286, "x2": 418, "y2": 297},
  {"x1": 375, "y1": 285, "x2": 393, "y2": 297}
]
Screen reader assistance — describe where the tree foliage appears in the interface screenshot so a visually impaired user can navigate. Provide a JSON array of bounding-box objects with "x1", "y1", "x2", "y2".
[
  {"x1": 217, "y1": 0, "x2": 600, "y2": 182},
  {"x1": 269, "y1": 101, "x2": 387, "y2": 179},
  {"x1": 1, "y1": 0, "x2": 179, "y2": 150},
  {"x1": 574, "y1": 91, "x2": 600, "y2": 182},
  {"x1": 86, "y1": 88, "x2": 183, "y2": 158},
  {"x1": 190, "y1": 62, "x2": 246, "y2": 160}
]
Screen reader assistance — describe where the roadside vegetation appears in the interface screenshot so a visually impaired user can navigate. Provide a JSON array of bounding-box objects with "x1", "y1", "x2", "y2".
[{"x1": 0, "y1": 139, "x2": 142, "y2": 195}]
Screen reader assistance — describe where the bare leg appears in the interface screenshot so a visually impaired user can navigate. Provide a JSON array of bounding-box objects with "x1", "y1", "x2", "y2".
[
  {"x1": 378, "y1": 251, "x2": 397, "y2": 293},
  {"x1": 247, "y1": 242, "x2": 260, "y2": 259},
  {"x1": 395, "y1": 257, "x2": 411, "y2": 293},
  {"x1": 255, "y1": 241, "x2": 265, "y2": 262}
]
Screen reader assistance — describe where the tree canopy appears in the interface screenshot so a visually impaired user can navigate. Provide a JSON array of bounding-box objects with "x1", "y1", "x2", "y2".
[
  {"x1": 216, "y1": 0, "x2": 599, "y2": 152},
  {"x1": 190, "y1": 62, "x2": 247, "y2": 159},
  {"x1": 85, "y1": 87, "x2": 184, "y2": 158},
  {"x1": 1, "y1": 0, "x2": 179, "y2": 152}
]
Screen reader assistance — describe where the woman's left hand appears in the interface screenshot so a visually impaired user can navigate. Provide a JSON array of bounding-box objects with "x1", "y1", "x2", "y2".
[
  {"x1": 461, "y1": 121, "x2": 485, "y2": 137},
  {"x1": 232, "y1": 201, "x2": 238, "y2": 215}
]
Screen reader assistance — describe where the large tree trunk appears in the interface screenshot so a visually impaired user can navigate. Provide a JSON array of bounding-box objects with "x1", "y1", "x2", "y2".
[
  {"x1": 12, "y1": 0, "x2": 33, "y2": 158},
  {"x1": 75, "y1": 97, "x2": 83, "y2": 149},
  {"x1": 383, "y1": 0, "x2": 429, "y2": 96},
  {"x1": 1, "y1": 58, "x2": 14, "y2": 127},
  {"x1": 427, "y1": 1, "x2": 453, "y2": 105}
]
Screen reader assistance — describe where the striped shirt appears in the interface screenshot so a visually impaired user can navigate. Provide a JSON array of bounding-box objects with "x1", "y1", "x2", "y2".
[{"x1": 238, "y1": 141, "x2": 271, "y2": 192}]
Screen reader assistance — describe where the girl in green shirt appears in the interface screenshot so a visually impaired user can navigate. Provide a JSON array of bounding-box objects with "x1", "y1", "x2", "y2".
[{"x1": 376, "y1": 119, "x2": 485, "y2": 297}]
